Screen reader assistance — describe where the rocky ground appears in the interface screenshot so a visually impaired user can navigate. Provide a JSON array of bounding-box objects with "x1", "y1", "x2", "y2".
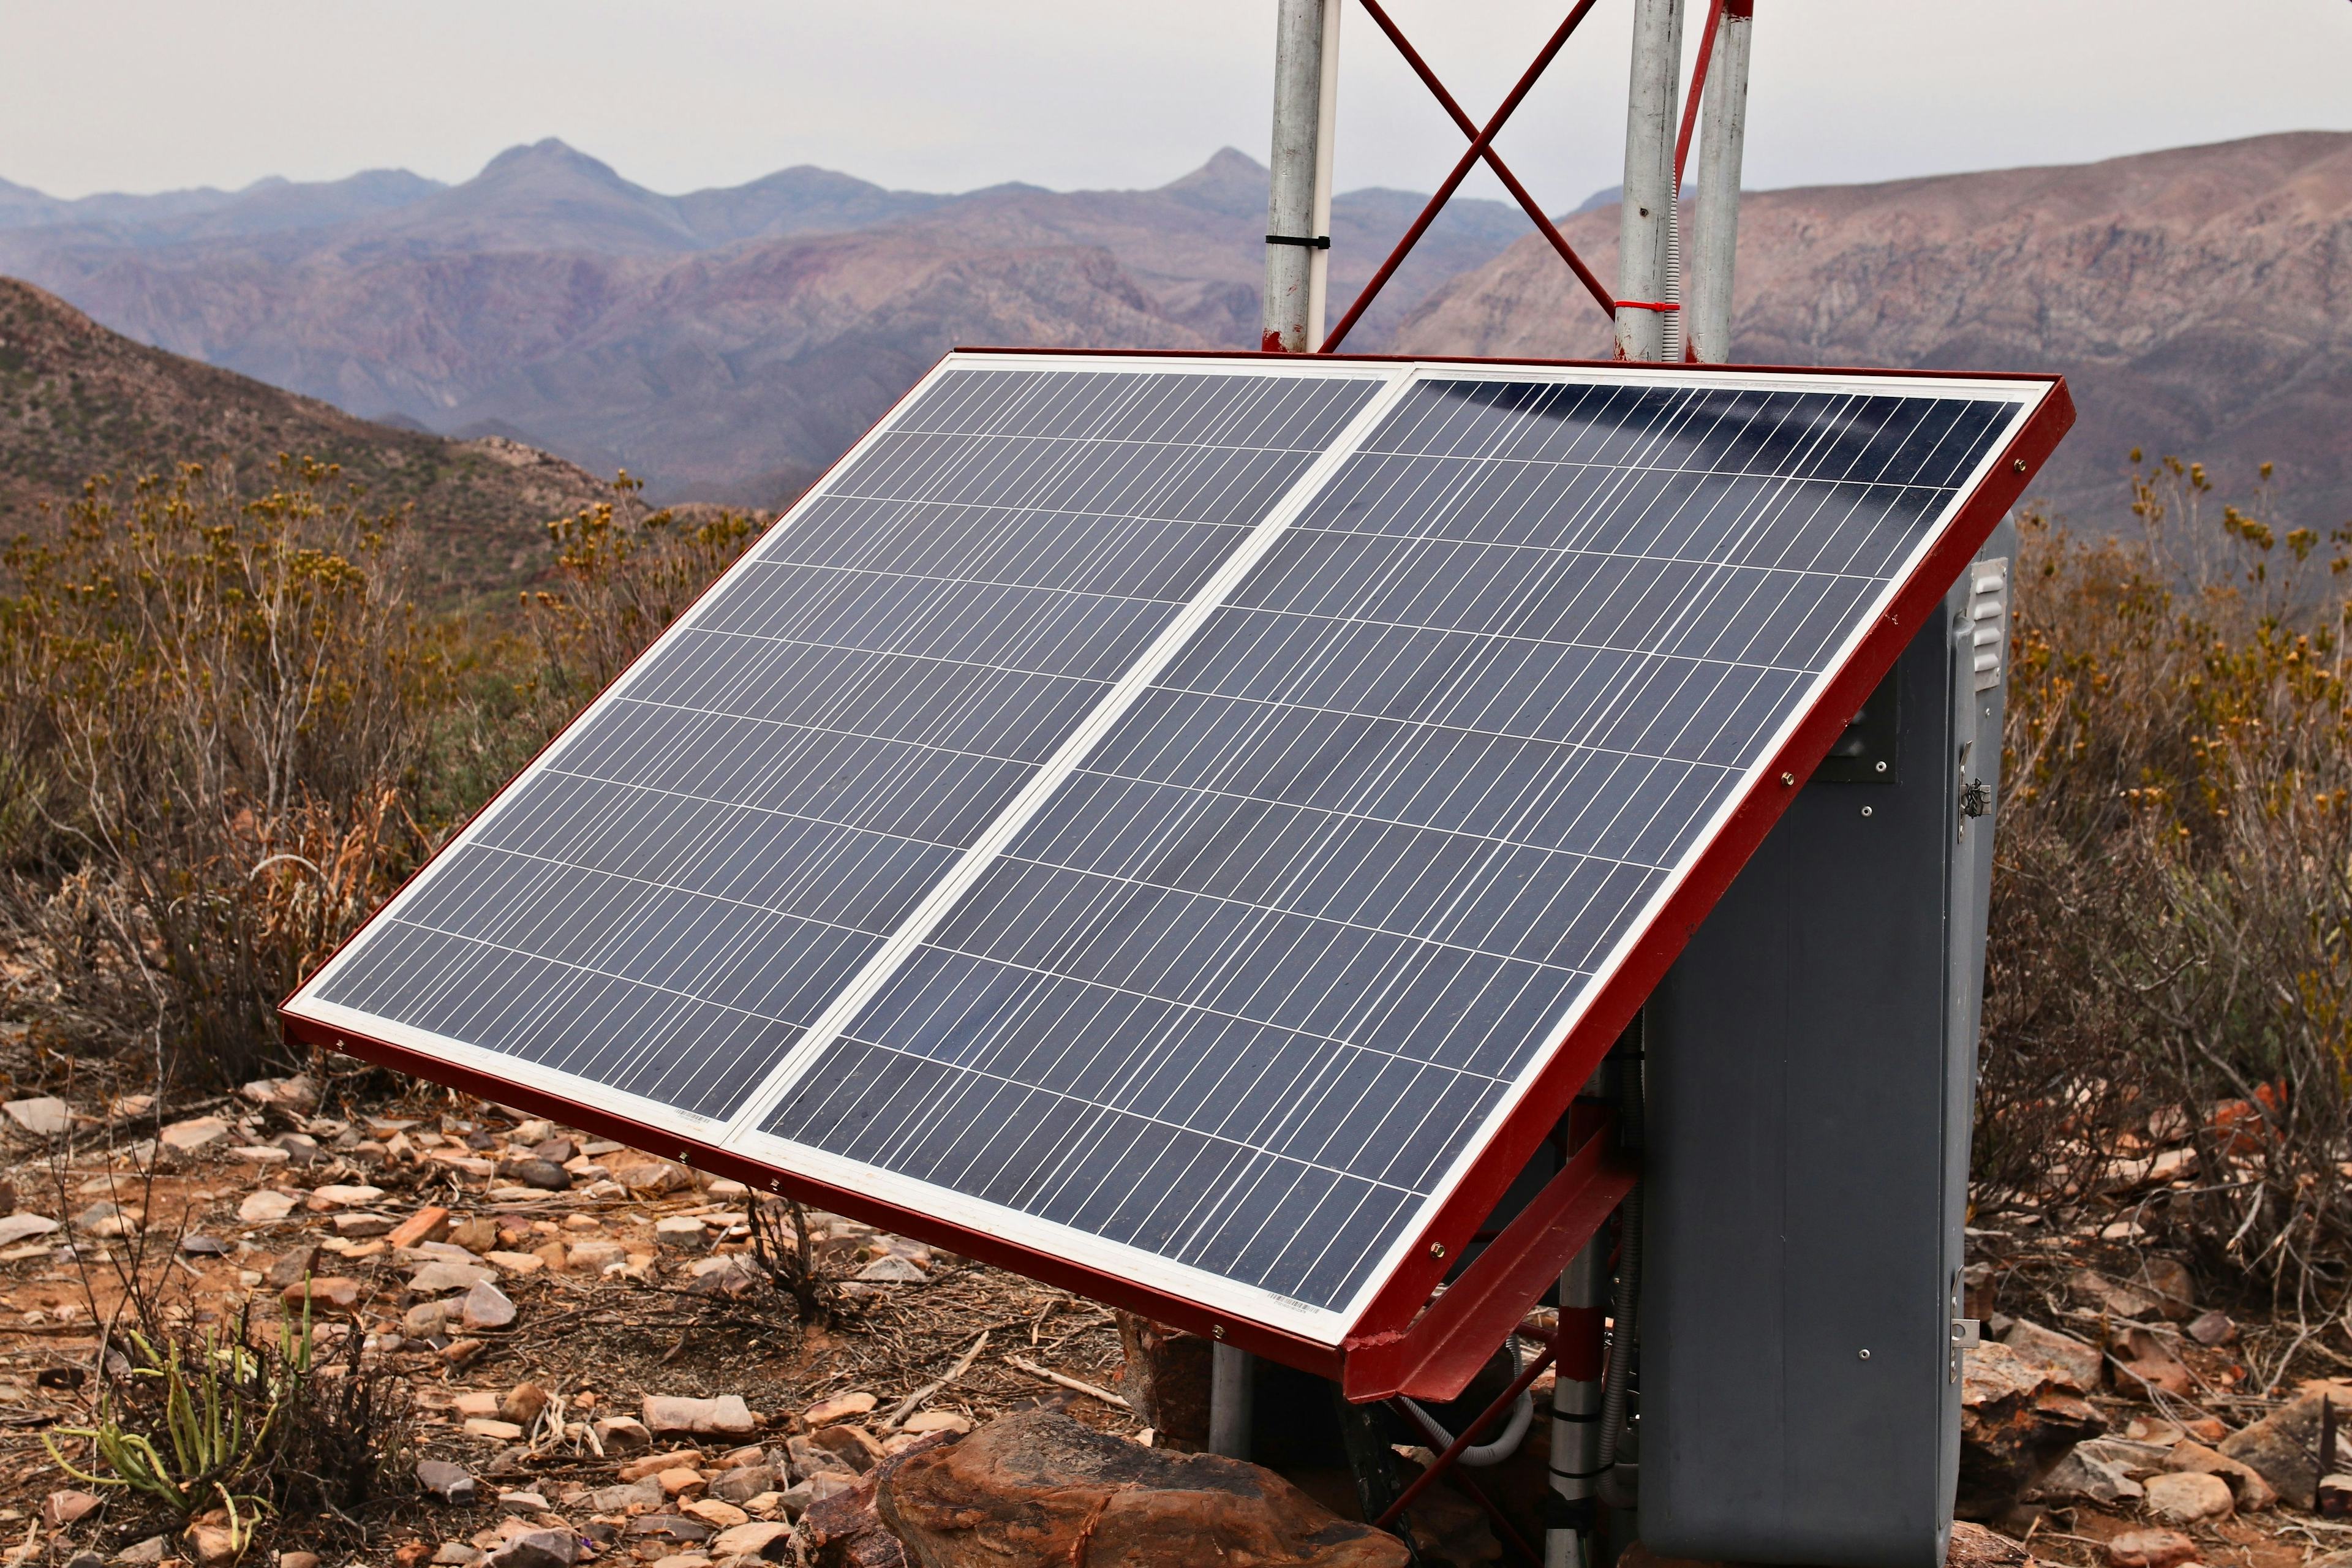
[{"x1": 0, "y1": 1067, "x2": 2341, "y2": 1568}]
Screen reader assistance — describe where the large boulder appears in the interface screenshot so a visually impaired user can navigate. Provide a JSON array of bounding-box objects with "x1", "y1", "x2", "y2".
[
  {"x1": 2217, "y1": 1379, "x2": 2352, "y2": 1509},
  {"x1": 1958, "y1": 1343, "x2": 2105, "y2": 1520},
  {"x1": 878, "y1": 1407, "x2": 1409, "y2": 1568}
]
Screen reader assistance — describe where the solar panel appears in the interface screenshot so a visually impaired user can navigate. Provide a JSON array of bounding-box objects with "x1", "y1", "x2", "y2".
[
  {"x1": 286, "y1": 352, "x2": 2066, "y2": 1357},
  {"x1": 295, "y1": 361, "x2": 1390, "y2": 1122}
]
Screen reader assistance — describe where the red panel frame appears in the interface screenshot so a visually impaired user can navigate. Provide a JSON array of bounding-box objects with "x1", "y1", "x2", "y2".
[{"x1": 285, "y1": 349, "x2": 2073, "y2": 1398}]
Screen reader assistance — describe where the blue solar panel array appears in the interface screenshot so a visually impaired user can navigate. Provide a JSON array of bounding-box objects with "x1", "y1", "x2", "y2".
[
  {"x1": 304, "y1": 364, "x2": 1383, "y2": 1117},
  {"x1": 293, "y1": 357, "x2": 2027, "y2": 1322},
  {"x1": 761, "y1": 377, "x2": 2018, "y2": 1311}
]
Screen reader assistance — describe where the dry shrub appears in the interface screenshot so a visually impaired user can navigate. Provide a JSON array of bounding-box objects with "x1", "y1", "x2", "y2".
[
  {"x1": 0, "y1": 461, "x2": 428, "y2": 1082},
  {"x1": 520, "y1": 473, "x2": 761, "y2": 703},
  {"x1": 1980, "y1": 454, "x2": 2352, "y2": 1303},
  {"x1": 0, "y1": 458, "x2": 761, "y2": 1088}
]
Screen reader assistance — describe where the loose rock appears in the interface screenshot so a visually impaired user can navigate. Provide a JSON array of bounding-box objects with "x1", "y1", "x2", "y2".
[
  {"x1": 418, "y1": 1460, "x2": 481, "y2": 1504},
  {"x1": 281, "y1": 1275, "x2": 364, "y2": 1313},
  {"x1": 594, "y1": 1416, "x2": 653, "y2": 1452},
  {"x1": 0, "y1": 1213, "x2": 61, "y2": 1247},
  {"x1": 481, "y1": 1529, "x2": 576, "y2": 1568},
  {"x1": 184, "y1": 1523, "x2": 238, "y2": 1568},
  {"x1": 2029, "y1": 1446, "x2": 2143, "y2": 1507},
  {"x1": 461, "y1": 1281, "x2": 518, "y2": 1331},
  {"x1": 709, "y1": 1523, "x2": 795, "y2": 1562},
  {"x1": 788, "y1": 1435, "x2": 861, "y2": 1478},
  {"x1": 620, "y1": 1449, "x2": 708, "y2": 1483},
  {"x1": 2143, "y1": 1469, "x2": 2233, "y2": 1523},
  {"x1": 2218, "y1": 1379, "x2": 2352, "y2": 1508},
  {"x1": 711, "y1": 1466, "x2": 780, "y2": 1504},
  {"x1": 42, "y1": 1490, "x2": 102, "y2": 1527},
  {"x1": 644, "y1": 1395, "x2": 756, "y2": 1439},
  {"x1": 1958, "y1": 1341, "x2": 2105, "y2": 1520},
  {"x1": 2105, "y1": 1529, "x2": 2197, "y2": 1568},
  {"x1": 2000, "y1": 1319, "x2": 2102, "y2": 1393},
  {"x1": 502, "y1": 1382, "x2": 551, "y2": 1427},
  {"x1": 3, "y1": 1097, "x2": 72, "y2": 1136},
  {"x1": 2165, "y1": 1439, "x2": 2275, "y2": 1510},
  {"x1": 880, "y1": 1408, "x2": 1406, "y2": 1568},
  {"x1": 159, "y1": 1115, "x2": 232, "y2": 1154},
  {"x1": 239, "y1": 1190, "x2": 298, "y2": 1224},
  {"x1": 2185, "y1": 1310, "x2": 2237, "y2": 1346},
  {"x1": 389, "y1": 1206, "x2": 454, "y2": 1248},
  {"x1": 587, "y1": 1478, "x2": 663, "y2": 1513},
  {"x1": 497, "y1": 1158, "x2": 571, "y2": 1191},
  {"x1": 412, "y1": 1261, "x2": 498, "y2": 1295}
]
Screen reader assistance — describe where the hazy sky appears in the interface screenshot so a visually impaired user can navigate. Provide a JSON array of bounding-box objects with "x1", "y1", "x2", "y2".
[{"x1": 12, "y1": 1, "x2": 2352, "y2": 203}]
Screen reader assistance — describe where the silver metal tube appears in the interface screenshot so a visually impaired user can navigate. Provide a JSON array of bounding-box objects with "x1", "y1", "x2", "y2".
[
  {"x1": 1547, "y1": 1231, "x2": 1609, "y2": 1568},
  {"x1": 1263, "y1": 0, "x2": 1339, "y2": 353},
  {"x1": 1613, "y1": 0, "x2": 1686, "y2": 363},
  {"x1": 1208, "y1": 1340, "x2": 1253, "y2": 1460},
  {"x1": 1685, "y1": 0, "x2": 1752, "y2": 363}
]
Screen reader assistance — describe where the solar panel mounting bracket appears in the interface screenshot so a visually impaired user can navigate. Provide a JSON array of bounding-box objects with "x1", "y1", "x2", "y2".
[{"x1": 1341, "y1": 1113, "x2": 1637, "y2": 1403}]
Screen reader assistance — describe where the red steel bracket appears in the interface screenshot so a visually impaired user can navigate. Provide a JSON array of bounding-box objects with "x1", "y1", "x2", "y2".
[{"x1": 1341, "y1": 1118, "x2": 1638, "y2": 1403}]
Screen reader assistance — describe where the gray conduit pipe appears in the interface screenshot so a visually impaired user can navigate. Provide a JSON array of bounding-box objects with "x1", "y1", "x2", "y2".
[
  {"x1": 1596, "y1": 1183, "x2": 1643, "y2": 1476},
  {"x1": 1398, "y1": 1336, "x2": 1535, "y2": 1467}
]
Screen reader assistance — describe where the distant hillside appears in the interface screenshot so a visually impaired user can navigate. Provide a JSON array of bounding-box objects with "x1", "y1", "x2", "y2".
[
  {"x1": 1395, "y1": 131, "x2": 2352, "y2": 527},
  {"x1": 0, "y1": 142, "x2": 1528, "y2": 499},
  {"x1": 0, "y1": 278, "x2": 611, "y2": 602}
]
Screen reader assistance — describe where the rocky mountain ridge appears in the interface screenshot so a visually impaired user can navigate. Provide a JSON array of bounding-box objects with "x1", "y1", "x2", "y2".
[
  {"x1": 0, "y1": 142, "x2": 1527, "y2": 500},
  {"x1": 0, "y1": 278, "x2": 610, "y2": 602},
  {"x1": 1395, "y1": 130, "x2": 2352, "y2": 526}
]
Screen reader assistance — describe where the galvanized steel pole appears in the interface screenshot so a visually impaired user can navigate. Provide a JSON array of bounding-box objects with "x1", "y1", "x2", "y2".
[
  {"x1": 1685, "y1": 0, "x2": 1752, "y2": 363},
  {"x1": 1263, "y1": 0, "x2": 1341, "y2": 352},
  {"x1": 1614, "y1": 0, "x2": 1686, "y2": 362}
]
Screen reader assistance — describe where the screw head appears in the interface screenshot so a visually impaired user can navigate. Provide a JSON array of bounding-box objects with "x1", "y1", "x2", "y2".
[
  {"x1": 1428, "y1": 1242, "x2": 1447, "y2": 1260},
  {"x1": 1874, "y1": 760, "x2": 1888, "y2": 773},
  {"x1": 1860, "y1": 805, "x2": 1874, "y2": 818},
  {"x1": 2013, "y1": 458, "x2": 2027, "y2": 473},
  {"x1": 1780, "y1": 771, "x2": 1796, "y2": 786},
  {"x1": 1212, "y1": 1324, "x2": 1227, "y2": 1340},
  {"x1": 1859, "y1": 1349, "x2": 1872, "y2": 1360}
]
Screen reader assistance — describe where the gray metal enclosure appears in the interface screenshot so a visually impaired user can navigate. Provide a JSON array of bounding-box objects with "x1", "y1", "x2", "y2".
[{"x1": 1639, "y1": 520, "x2": 2016, "y2": 1567}]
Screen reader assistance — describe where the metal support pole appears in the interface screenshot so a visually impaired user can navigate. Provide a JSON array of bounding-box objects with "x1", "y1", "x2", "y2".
[
  {"x1": 1209, "y1": 1341, "x2": 1254, "y2": 1460},
  {"x1": 1684, "y1": 0, "x2": 1752, "y2": 364},
  {"x1": 1614, "y1": 0, "x2": 1686, "y2": 362},
  {"x1": 1263, "y1": 0, "x2": 1341, "y2": 352},
  {"x1": 1547, "y1": 1231, "x2": 1608, "y2": 1568}
]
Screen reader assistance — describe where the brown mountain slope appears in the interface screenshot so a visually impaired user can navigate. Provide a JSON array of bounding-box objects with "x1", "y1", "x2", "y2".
[
  {"x1": 0, "y1": 146, "x2": 1526, "y2": 499},
  {"x1": 1395, "y1": 131, "x2": 2352, "y2": 526},
  {"x1": 0, "y1": 278, "x2": 609, "y2": 600}
]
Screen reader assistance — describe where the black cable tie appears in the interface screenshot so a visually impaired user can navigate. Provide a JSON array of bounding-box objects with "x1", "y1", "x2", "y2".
[{"x1": 1265, "y1": 233, "x2": 1332, "y2": 249}]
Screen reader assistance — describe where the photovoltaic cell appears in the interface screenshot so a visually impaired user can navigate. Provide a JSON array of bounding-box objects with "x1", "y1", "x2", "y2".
[
  {"x1": 300, "y1": 364, "x2": 1385, "y2": 1119},
  {"x1": 761, "y1": 375, "x2": 2021, "y2": 1311}
]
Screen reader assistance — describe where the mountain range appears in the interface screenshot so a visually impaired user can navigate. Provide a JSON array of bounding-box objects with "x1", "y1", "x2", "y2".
[
  {"x1": 4, "y1": 129, "x2": 2349, "y2": 531},
  {"x1": 0, "y1": 141, "x2": 1526, "y2": 505}
]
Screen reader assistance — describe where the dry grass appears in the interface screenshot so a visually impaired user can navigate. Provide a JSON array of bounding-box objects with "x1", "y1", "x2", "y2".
[{"x1": 1980, "y1": 456, "x2": 2352, "y2": 1305}]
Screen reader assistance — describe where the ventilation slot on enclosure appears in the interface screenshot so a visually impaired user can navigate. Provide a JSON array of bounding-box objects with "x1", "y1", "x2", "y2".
[{"x1": 1969, "y1": 558, "x2": 2010, "y2": 693}]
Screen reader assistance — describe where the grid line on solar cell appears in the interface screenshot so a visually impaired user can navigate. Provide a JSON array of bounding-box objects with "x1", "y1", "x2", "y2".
[
  {"x1": 304, "y1": 365, "x2": 1385, "y2": 1119},
  {"x1": 765, "y1": 374, "x2": 2023, "y2": 1311}
]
